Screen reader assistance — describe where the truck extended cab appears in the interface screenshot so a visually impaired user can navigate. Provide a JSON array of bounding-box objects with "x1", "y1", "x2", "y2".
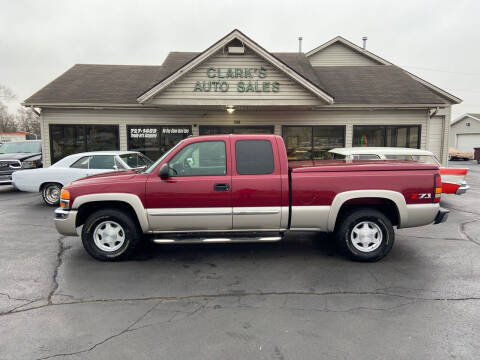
[{"x1": 54, "y1": 134, "x2": 448, "y2": 262}]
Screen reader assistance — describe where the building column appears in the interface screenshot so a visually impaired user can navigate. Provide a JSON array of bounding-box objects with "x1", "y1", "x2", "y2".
[
  {"x1": 345, "y1": 124, "x2": 353, "y2": 147},
  {"x1": 119, "y1": 123, "x2": 127, "y2": 150},
  {"x1": 274, "y1": 124, "x2": 282, "y2": 136}
]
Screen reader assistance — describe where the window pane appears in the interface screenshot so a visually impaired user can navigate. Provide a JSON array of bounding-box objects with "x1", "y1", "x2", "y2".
[
  {"x1": 282, "y1": 126, "x2": 312, "y2": 160},
  {"x1": 352, "y1": 154, "x2": 381, "y2": 160},
  {"x1": 353, "y1": 126, "x2": 385, "y2": 147},
  {"x1": 396, "y1": 127, "x2": 408, "y2": 147},
  {"x1": 235, "y1": 140, "x2": 274, "y2": 175},
  {"x1": 199, "y1": 126, "x2": 232, "y2": 135},
  {"x1": 86, "y1": 125, "x2": 119, "y2": 152},
  {"x1": 313, "y1": 126, "x2": 345, "y2": 159},
  {"x1": 50, "y1": 125, "x2": 85, "y2": 163},
  {"x1": 128, "y1": 125, "x2": 191, "y2": 161},
  {"x1": 384, "y1": 155, "x2": 413, "y2": 160},
  {"x1": 411, "y1": 155, "x2": 440, "y2": 165},
  {"x1": 409, "y1": 127, "x2": 419, "y2": 148},
  {"x1": 199, "y1": 126, "x2": 274, "y2": 135},
  {"x1": 169, "y1": 141, "x2": 226, "y2": 176},
  {"x1": 70, "y1": 156, "x2": 90, "y2": 169},
  {"x1": 89, "y1": 155, "x2": 115, "y2": 169}
]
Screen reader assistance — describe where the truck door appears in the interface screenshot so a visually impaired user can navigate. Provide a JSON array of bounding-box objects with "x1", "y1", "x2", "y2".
[
  {"x1": 231, "y1": 137, "x2": 284, "y2": 230},
  {"x1": 146, "y1": 138, "x2": 232, "y2": 232}
]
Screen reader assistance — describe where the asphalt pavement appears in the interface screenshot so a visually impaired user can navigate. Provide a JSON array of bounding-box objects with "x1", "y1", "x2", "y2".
[{"x1": 0, "y1": 161, "x2": 479, "y2": 359}]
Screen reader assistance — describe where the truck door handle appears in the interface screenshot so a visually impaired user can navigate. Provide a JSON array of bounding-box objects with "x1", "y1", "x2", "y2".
[{"x1": 214, "y1": 183, "x2": 230, "y2": 191}]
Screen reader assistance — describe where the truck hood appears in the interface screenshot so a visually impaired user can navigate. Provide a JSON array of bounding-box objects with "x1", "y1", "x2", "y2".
[{"x1": 0, "y1": 152, "x2": 41, "y2": 161}]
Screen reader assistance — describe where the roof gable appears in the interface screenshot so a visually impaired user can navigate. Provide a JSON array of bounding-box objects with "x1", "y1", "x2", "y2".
[
  {"x1": 451, "y1": 113, "x2": 480, "y2": 126},
  {"x1": 307, "y1": 36, "x2": 461, "y2": 104},
  {"x1": 137, "y1": 29, "x2": 334, "y2": 105}
]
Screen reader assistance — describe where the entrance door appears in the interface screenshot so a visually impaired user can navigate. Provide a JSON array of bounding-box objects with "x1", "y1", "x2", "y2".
[
  {"x1": 199, "y1": 125, "x2": 274, "y2": 135},
  {"x1": 231, "y1": 137, "x2": 283, "y2": 230},
  {"x1": 146, "y1": 139, "x2": 232, "y2": 232}
]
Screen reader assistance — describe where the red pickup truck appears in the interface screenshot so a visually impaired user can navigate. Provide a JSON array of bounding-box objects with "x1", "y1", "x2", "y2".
[{"x1": 54, "y1": 134, "x2": 448, "y2": 262}]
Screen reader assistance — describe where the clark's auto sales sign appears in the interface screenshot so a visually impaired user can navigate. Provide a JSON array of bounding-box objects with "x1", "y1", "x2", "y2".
[{"x1": 193, "y1": 67, "x2": 280, "y2": 93}]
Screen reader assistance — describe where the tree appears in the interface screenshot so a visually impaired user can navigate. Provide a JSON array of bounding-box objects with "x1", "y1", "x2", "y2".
[
  {"x1": 16, "y1": 107, "x2": 40, "y2": 138},
  {"x1": 0, "y1": 85, "x2": 19, "y2": 132},
  {"x1": 0, "y1": 84, "x2": 41, "y2": 138}
]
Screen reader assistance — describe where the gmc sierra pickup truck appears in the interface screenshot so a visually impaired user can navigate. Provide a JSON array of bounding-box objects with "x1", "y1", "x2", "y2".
[{"x1": 54, "y1": 134, "x2": 448, "y2": 262}]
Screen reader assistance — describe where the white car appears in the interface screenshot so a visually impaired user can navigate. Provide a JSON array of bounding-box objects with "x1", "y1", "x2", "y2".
[
  {"x1": 329, "y1": 147, "x2": 469, "y2": 195},
  {"x1": 12, "y1": 151, "x2": 153, "y2": 205}
]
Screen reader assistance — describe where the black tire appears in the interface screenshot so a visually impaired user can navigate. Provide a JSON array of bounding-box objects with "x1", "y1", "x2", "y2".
[
  {"x1": 42, "y1": 183, "x2": 62, "y2": 206},
  {"x1": 335, "y1": 208, "x2": 394, "y2": 262},
  {"x1": 81, "y1": 208, "x2": 142, "y2": 261}
]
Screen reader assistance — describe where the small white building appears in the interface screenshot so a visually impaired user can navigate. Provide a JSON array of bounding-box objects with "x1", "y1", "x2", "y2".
[
  {"x1": 0, "y1": 132, "x2": 27, "y2": 143},
  {"x1": 450, "y1": 113, "x2": 480, "y2": 152},
  {"x1": 23, "y1": 29, "x2": 461, "y2": 166}
]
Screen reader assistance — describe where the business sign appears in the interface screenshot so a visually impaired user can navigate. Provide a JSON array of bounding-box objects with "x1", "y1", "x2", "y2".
[
  {"x1": 129, "y1": 128, "x2": 158, "y2": 139},
  {"x1": 193, "y1": 67, "x2": 280, "y2": 93}
]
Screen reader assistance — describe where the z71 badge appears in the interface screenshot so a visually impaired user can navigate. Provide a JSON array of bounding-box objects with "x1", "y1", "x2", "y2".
[{"x1": 410, "y1": 193, "x2": 432, "y2": 200}]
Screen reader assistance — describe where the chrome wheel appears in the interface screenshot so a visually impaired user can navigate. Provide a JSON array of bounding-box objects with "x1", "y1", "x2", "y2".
[
  {"x1": 43, "y1": 184, "x2": 61, "y2": 205},
  {"x1": 350, "y1": 221, "x2": 383, "y2": 253},
  {"x1": 93, "y1": 221, "x2": 126, "y2": 252}
]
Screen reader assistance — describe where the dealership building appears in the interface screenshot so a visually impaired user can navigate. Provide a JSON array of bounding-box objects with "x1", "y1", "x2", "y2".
[{"x1": 23, "y1": 30, "x2": 460, "y2": 166}]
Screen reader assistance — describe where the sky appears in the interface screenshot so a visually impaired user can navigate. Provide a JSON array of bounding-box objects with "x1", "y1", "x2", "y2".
[{"x1": 1, "y1": 0, "x2": 479, "y2": 119}]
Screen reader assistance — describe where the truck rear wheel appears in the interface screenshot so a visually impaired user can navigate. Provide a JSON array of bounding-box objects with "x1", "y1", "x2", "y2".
[
  {"x1": 335, "y1": 208, "x2": 394, "y2": 262},
  {"x1": 81, "y1": 209, "x2": 141, "y2": 261}
]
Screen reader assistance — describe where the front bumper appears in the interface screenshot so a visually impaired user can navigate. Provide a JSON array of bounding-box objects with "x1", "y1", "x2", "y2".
[
  {"x1": 434, "y1": 207, "x2": 449, "y2": 224},
  {"x1": 0, "y1": 174, "x2": 12, "y2": 184},
  {"x1": 456, "y1": 181, "x2": 470, "y2": 195},
  {"x1": 54, "y1": 208, "x2": 78, "y2": 236}
]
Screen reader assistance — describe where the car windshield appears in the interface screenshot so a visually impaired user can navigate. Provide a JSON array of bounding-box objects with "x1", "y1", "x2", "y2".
[
  {"x1": 119, "y1": 153, "x2": 154, "y2": 169},
  {"x1": 0, "y1": 141, "x2": 41, "y2": 154},
  {"x1": 144, "y1": 140, "x2": 184, "y2": 174}
]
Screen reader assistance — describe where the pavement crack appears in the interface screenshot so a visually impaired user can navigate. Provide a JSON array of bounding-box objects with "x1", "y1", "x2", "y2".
[
  {"x1": 47, "y1": 236, "x2": 67, "y2": 304},
  {"x1": 2, "y1": 290, "x2": 480, "y2": 318},
  {"x1": 0, "y1": 292, "x2": 33, "y2": 303},
  {"x1": 459, "y1": 218, "x2": 480, "y2": 247},
  {"x1": 35, "y1": 301, "x2": 161, "y2": 359}
]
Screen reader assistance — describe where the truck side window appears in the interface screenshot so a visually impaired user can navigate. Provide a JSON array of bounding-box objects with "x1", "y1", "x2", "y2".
[
  {"x1": 169, "y1": 141, "x2": 226, "y2": 176},
  {"x1": 235, "y1": 140, "x2": 274, "y2": 175}
]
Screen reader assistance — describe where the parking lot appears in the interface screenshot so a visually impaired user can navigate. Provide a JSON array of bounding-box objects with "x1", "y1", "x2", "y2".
[{"x1": 0, "y1": 161, "x2": 479, "y2": 359}]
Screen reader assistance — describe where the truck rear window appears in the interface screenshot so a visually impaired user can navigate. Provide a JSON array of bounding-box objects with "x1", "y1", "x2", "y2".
[{"x1": 235, "y1": 140, "x2": 274, "y2": 175}]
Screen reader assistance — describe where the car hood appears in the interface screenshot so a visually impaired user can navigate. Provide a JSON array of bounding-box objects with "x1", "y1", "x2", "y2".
[
  {"x1": 73, "y1": 169, "x2": 139, "y2": 183},
  {"x1": 0, "y1": 152, "x2": 41, "y2": 161}
]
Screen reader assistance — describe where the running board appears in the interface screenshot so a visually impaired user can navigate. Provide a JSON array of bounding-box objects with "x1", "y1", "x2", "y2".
[{"x1": 152, "y1": 235, "x2": 283, "y2": 244}]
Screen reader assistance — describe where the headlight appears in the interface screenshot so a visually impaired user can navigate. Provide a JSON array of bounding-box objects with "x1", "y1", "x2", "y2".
[{"x1": 22, "y1": 160, "x2": 38, "y2": 169}]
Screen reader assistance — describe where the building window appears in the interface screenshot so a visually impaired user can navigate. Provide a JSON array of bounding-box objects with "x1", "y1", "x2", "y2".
[
  {"x1": 199, "y1": 125, "x2": 274, "y2": 135},
  {"x1": 353, "y1": 125, "x2": 420, "y2": 148},
  {"x1": 282, "y1": 126, "x2": 345, "y2": 160},
  {"x1": 50, "y1": 124, "x2": 119, "y2": 164},
  {"x1": 127, "y1": 125, "x2": 191, "y2": 161}
]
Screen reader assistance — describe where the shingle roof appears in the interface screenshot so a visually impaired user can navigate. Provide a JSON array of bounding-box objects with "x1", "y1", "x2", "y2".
[
  {"x1": 313, "y1": 66, "x2": 448, "y2": 104},
  {"x1": 23, "y1": 52, "x2": 449, "y2": 106}
]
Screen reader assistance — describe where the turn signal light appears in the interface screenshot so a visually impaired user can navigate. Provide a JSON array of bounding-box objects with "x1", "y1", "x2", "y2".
[
  {"x1": 434, "y1": 174, "x2": 442, "y2": 203},
  {"x1": 60, "y1": 189, "x2": 70, "y2": 209}
]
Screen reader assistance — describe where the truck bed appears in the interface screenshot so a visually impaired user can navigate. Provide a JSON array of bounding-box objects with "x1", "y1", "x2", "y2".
[{"x1": 288, "y1": 160, "x2": 438, "y2": 172}]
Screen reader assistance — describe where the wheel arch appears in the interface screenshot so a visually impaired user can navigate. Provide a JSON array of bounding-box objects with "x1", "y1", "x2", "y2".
[
  {"x1": 73, "y1": 193, "x2": 149, "y2": 233},
  {"x1": 328, "y1": 190, "x2": 407, "y2": 232}
]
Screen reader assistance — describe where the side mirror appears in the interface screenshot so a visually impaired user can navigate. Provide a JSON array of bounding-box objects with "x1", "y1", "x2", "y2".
[{"x1": 158, "y1": 163, "x2": 169, "y2": 179}]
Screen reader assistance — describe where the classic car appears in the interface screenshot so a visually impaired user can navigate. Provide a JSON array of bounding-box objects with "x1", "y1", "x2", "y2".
[
  {"x1": 12, "y1": 150, "x2": 153, "y2": 205},
  {"x1": 329, "y1": 147, "x2": 469, "y2": 195}
]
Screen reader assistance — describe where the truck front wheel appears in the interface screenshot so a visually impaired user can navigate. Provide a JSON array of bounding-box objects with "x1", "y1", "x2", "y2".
[
  {"x1": 335, "y1": 208, "x2": 394, "y2": 262},
  {"x1": 81, "y1": 209, "x2": 141, "y2": 261}
]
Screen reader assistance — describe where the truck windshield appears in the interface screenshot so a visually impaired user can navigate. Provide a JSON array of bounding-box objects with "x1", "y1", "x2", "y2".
[
  {"x1": 144, "y1": 140, "x2": 184, "y2": 174},
  {"x1": 0, "y1": 141, "x2": 41, "y2": 154}
]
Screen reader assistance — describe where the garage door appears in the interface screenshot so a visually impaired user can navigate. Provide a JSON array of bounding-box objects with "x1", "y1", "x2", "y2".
[{"x1": 457, "y1": 133, "x2": 480, "y2": 152}]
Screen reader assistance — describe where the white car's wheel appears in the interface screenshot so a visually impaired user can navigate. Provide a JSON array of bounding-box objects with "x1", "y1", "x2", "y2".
[{"x1": 42, "y1": 183, "x2": 62, "y2": 206}]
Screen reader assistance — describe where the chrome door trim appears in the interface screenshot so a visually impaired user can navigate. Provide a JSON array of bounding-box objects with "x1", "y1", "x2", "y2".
[
  {"x1": 233, "y1": 207, "x2": 280, "y2": 215},
  {"x1": 147, "y1": 207, "x2": 232, "y2": 216}
]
